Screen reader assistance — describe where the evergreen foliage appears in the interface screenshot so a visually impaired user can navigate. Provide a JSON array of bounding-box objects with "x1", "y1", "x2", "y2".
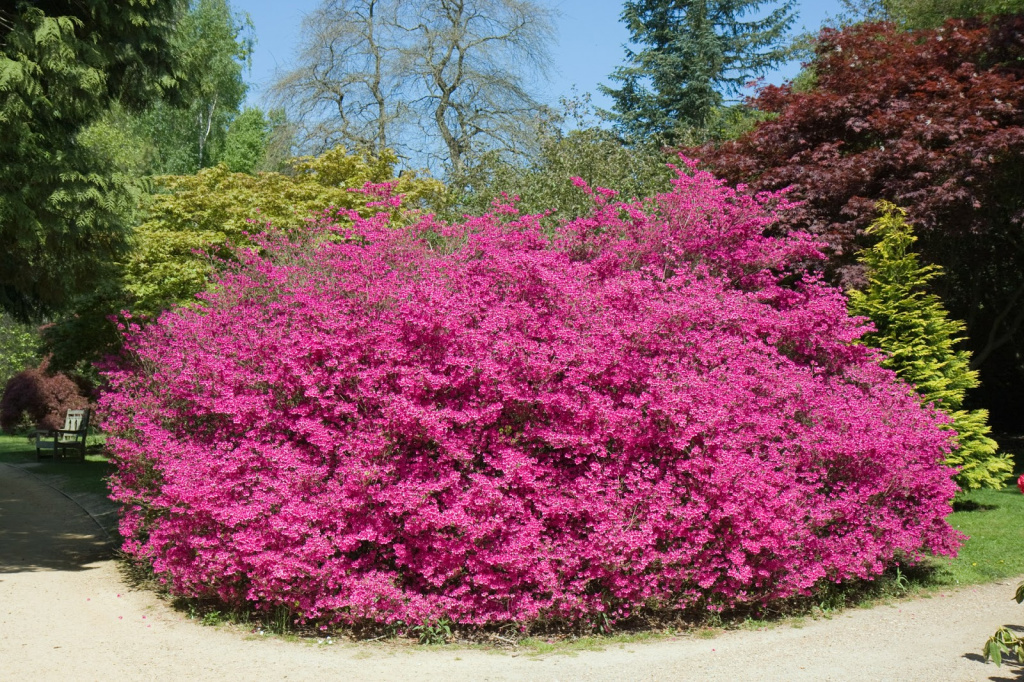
[
  {"x1": 847, "y1": 204, "x2": 1012, "y2": 490},
  {"x1": 0, "y1": 0, "x2": 185, "y2": 319},
  {"x1": 601, "y1": 0, "x2": 796, "y2": 142}
]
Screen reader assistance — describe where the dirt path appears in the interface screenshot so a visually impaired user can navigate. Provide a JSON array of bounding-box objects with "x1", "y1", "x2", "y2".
[{"x1": 2, "y1": 463, "x2": 1023, "y2": 682}]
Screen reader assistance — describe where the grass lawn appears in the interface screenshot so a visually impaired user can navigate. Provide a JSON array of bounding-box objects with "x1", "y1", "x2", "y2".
[
  {"x1": 0, "y1": 432, "x2": 111, "y2": 497},
  {"x1": 923, "y1": 434, "x2": 1024, "y2": 587},
  {"x1": 930, "y1": 484, "x2": 1024, "y2": 586}
]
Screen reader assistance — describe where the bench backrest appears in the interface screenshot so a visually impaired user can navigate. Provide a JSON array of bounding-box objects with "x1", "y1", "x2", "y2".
[{"x1": 60, "y1": 409, "x2": 89, "y2": 442}]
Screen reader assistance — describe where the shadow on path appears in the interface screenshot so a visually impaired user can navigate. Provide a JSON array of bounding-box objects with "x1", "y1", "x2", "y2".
[{"x1": 0, "y1": 463, "x2": 112, "y2": 573}]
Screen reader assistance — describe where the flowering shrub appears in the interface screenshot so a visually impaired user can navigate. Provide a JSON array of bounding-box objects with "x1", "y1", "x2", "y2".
[{"x1": 101, "y1": 162, "x2": 962, "y2": 628}]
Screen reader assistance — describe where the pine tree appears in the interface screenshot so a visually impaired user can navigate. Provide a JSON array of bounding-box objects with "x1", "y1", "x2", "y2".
[
  {"x1": 848, "y1": 203, "x2": 1012, "y2": 490},
  {"x1": 600, "y1": 0, "x2": 796, "y2": 143}
]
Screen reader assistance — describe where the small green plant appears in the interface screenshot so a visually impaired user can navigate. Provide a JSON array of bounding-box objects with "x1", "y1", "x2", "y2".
[
  {"x1": 983, "y1": 582, "x2": 1024, "y2": 666},
  {"x1": 201, "y1": 610, "x2": 223, "y2": 626},
  {"x1": 893, "y1": 567, "x2": 910, "y2": 595},
  {"x1": 271, "y1": 606, "x2": 291, "y2": 636},
  {"x1": 412, "y1": 619, "x2": 453, "y2": 645}
]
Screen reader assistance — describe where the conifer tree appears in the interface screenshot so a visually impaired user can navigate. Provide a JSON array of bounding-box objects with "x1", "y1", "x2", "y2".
[
  {"x1": 600, "y1": 0, "x2": 796, "y2": 143},
  {"x1": 848, "y1": 203, "x2": 1012, "y2": 490}
]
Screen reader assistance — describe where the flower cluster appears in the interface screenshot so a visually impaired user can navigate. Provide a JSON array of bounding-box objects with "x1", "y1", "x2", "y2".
[{"x1": 101, "y1": 162, "x2": 961, "y2": 627}]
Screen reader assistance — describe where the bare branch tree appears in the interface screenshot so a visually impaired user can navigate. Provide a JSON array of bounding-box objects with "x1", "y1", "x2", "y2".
[
  {"x1": 401, "y1": 0, "x2": 555, "y2": 172},
  {"x1": 272, "y1": 0, "x2": 413, "y2": 158},
  {"x1": 272, "y1": 0, "x2": 555, "y2": 173}
]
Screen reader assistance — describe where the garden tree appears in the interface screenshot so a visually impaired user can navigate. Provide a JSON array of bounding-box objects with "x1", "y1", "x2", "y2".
[
  {"x1": 691, "y1": 17, "x2": 1024, "y2": 425},
  {"x1": 36, "y1": 100, "x2": 170, "y2": 383},
  {"x1": 0, "y1": 0, "x2": 186, "y2": 319},
  {"x1": 221, "y1": 106, "x2": 290, "y2": 174},
  {"x1": 409, "y1": 0, "x2": 555, "y2": 172},
  {"x1": 446, "y1": 98, "x2": 676, "y2": 220},
  {"x1": 0, "y1": 358, "x2": 90, "y2": 433},
  {"x1": 259, "y1": 108, "x2": 299, "y2": 173},
  {"x1": 600, "y1": 0, "x2": 796, "y2": 143},
  {"x1": 123, "y1": 147, "x2": 445, "y2": 316},
  {"x1": 272, "y1": 0, "x2": 410, "y2": 159},
  {"x1": 78, "y1": 104, "x2": 163, "y2": 180},
  {"x1": 0, "y1": 314, "x2": 41, "y2": 390},
  {"x1": 139, "y1": 0, "x2": 254, "y2": 174},
  {"x1": 273, "y1": 0, "x2": 556, "y2": 173},
  {"x1": 32, "y1": 98, "x2": 171, "y2": 385},
  {"x1": 847, "y1": 204, "x2": 1010, "y2": 490}
]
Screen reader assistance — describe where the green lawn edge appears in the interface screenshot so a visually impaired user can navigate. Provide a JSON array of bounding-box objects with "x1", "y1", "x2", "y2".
[{"x1": 3, "y1": 431, "x2": 1023, "y2": 649}]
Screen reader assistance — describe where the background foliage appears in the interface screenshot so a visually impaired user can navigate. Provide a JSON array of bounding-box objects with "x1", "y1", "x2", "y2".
[
  {"x1": 446, "y1": 105, "x2": 676, "y2": 221},
  {"x1": 0, "y1": 313, "x2": 41, "y2": 390},
  {"x1": 138, "y1": 0, "x2": 254, "y2": 175},
  {"x1": 601, "y1": 0, "x2": 795, "y2": 143},
  {"x1": 0, "y1": 0, "x2": 186, "y2": 319},
  {"x1": 0, "y1": 359, "x2": 90, "y2": 432},
  {"x1": 692, "y1": 15, "x2": 1024, "y2": 426},
  {"x1": 125, "y1": 147, "x2": 444, "y2": 316}
]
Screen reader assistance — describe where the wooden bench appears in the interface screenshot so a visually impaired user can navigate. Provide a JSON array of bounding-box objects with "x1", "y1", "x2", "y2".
[{"x1": 35, "y1": 409, "x2": 90, "y2": 462}]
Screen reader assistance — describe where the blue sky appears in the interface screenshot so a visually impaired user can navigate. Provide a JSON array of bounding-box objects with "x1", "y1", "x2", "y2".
[{"x1": 235, "y1": 0, "x2": 845, "y2": 113}]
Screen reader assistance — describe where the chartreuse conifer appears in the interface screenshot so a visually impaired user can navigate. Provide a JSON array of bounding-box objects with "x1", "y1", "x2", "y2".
[{"x1": 848, "y1": 203, "x2": 1011, "y2": 490}]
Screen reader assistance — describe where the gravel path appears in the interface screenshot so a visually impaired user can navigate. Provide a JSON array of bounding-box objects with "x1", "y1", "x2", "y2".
[{"x1": 2, "y1": 462, "x2": 1023, "y2": 681}]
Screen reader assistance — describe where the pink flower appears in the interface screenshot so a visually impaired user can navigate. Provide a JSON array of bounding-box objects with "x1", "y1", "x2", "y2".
[{"x1": 100, "y1": 159, "x2": 961, "y2": 629}]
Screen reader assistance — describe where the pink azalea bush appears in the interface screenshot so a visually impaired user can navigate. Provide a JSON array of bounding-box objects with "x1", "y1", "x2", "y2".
[{"x1": 101, "y1": 162, "x2": 962, "y2": 628}]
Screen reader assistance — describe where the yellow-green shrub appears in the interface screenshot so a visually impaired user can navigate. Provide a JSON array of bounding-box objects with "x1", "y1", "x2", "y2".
[{"x1": 125, "y1": 147, "x2": 444, "y2": 315}]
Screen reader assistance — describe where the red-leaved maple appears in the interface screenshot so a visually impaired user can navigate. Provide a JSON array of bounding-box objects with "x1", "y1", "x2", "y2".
[{"x1": 691, "y1": 16, "x2": 1024, "y2": 422}]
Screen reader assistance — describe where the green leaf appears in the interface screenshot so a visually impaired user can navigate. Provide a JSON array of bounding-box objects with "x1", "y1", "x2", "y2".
[{"x1": 986, "y1": 638, "x2": 1003, "y2": 666}]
